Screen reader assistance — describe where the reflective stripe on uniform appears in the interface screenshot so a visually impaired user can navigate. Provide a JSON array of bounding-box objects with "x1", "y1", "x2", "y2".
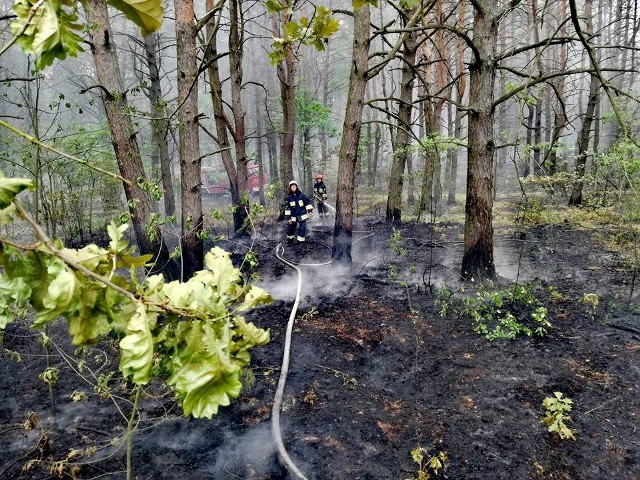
[
  {"x1": 297, "y1": 236, "x2": 305, "y2": 242},
  {"x1": 284, "y1": 210, "x2": 291, "y2": 216}
]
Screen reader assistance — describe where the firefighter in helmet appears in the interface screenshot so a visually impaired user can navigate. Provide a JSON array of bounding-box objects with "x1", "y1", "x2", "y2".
[
  {"x1": 313, "y1": 174, "x2": 328, "y2": 218},
  {"x1": 284, "y1": 180, "x2": 313, "y2": 244}
]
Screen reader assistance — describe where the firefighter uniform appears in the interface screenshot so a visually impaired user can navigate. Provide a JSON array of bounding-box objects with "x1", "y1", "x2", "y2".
[
  {"x1": 285, "y1": 180, "x2": 313, "y2": 243},
  {"x1": 313, "y1": 174, "x2": 328, "y2": 217}
]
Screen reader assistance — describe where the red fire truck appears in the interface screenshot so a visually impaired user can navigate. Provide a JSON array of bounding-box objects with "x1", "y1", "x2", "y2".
[{"x1": 201, "y1": 163, "x2": 266, "y2": 196}]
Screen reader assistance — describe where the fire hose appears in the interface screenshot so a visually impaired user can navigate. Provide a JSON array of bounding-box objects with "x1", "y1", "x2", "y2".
[
  {"x1": 270, "y1": 202, "x2": 373, "y2": 479},
  {"x1": 271, "y1": 242, "x2": 310, "y2": 480}
]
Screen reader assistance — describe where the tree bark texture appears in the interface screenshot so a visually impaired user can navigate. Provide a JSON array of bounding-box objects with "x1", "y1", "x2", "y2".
[
  {"x1": 272, "y1": 2, "x2": 296, "y2": 190},
  {"x1": 143, "y1": 32, "x2": 176, "y2": 217},
  {"x1": 175, "y1": 0, "x2": 203, "y2": 278},
  {"x1": 84, "y1": 0, "x2": 174, "y2": 275},
  {"x1": 569, "y1": 0, "x2": 599, "y2": 207},
  {"x1": 204, "y1": 8, "x2": 239, "y2": 218},
  {"x1": 461, "y1": 0, "x2": 501, "y2": 281},
  {"x1": 229, "y1": 0, "x2": 249, "y2": 233},
  {"x1": 385, "y1": 17, "x2": 417, "y2": 223},
  {"x1": 332, "y1": 3, "x2": 371, "y2": 268},
  {"x1": 447, "y1": 1, "x2": 467, "y2": 206}
]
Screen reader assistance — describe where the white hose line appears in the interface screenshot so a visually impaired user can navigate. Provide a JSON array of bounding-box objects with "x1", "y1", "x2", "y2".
[
  {"x1": 271, "y1": 243, "x2": 309, "y2": 480},
  {"x1": 270, "y1": 229, "x2": 369, "y2": 478}
]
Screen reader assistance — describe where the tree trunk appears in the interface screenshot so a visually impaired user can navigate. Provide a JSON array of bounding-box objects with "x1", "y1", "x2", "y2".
[
  {"x1": 568, "y1": 71, "x2": 599, "y2": 206},
  {"x1": 523, "y1": 102, "x2": 534, "y2": 177},
  {"x1": 229, "y1": 0, "x2": 249, "y2": 233},
  {"x1": 447, "y1": 2, "x2": 467, "y2": 205},
  {"x1": 569, "y1": 0, "x2": 599, "y2": 207},
  {"x1": 332, "y1": 3, "x2": 370, "y2": 268},
  {"x1": 461, "y1": 0, "x2": 501, "y2": 281},
  {"x1": 83, "y1": 0, "x2": 174, "y2": 276},
  {"x1": 267, "y1": 130, "x2": 279, "y2": 187},
  {"x1": 254, "y1": 93, "x2": 266, "y2": 206},
  {"x1": 318, "y1": 44, "x2": 331, "y2": 173},
  {"x1": 385, "y1": 15, "x2": 417, "y2": 223},
  {"x1": 547, "y1": 0, "x2": 568, "y2": 175},
  {"x1": 143, "y1": 32, "x2": 176, "y2": 217},
  {"x1": 175, "y1": 0, "x2": 203, "y2": 278},
  {"x1": 272, "y1": 3, "x2": 296, "y2": 190},
  {"x1": 204, "y1": 0, "x2": 244, "y2": 233}
]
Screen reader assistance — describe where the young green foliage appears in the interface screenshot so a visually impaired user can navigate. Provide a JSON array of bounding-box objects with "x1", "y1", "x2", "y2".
[
  {"x1": 542, "y1": 392, "x2": 576, "y2": 440},
  {"x1": 406, "y1": 446, "x2": 448, "y2": 480},
  {"x1": 267, "y1": 3, "x2": 340, "y2": 65},
  {"x1": 437, "y1": 281, "x2": 555, "y2": 341},
  {"x1": 10, "y1": 0, "x2": 164, "y2": 68},
  {"x1": 0, "y1": 177, "x2": 272, "y2": 419}
]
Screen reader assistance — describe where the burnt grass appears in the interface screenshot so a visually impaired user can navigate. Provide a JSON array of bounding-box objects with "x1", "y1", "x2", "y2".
[{"x1": 1, "y1": 218, "x2": 639, "y2": 480}]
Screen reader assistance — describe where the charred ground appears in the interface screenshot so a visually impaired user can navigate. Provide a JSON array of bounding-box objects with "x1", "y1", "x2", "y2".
[{"x1": 1, "y1": 218, "x2": 639, "y2": 480}]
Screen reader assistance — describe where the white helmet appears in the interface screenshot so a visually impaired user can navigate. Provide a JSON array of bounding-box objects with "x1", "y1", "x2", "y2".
[{"x1": 288, "y1": 180, "x2": 298, "y2": 187}]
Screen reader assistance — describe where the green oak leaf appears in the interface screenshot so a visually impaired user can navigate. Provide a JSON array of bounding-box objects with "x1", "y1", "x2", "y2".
[
  {"x1": 108, "y1": 221, "x2": 130, "y2": 253},
  {"x1": 233, "y1": 316, "x2": 270, "y2": 346},
  {"x1": 106, "y1": 0, "x2": 163, "y2": 36},
  {"x1": 268, "y1": 46, "x2": 286, "y2": 65},
  {"x1": 0, "y1": 204, "x2": 17, "y2": 227},
  {"x1": 62, "y1": 244, "x2": 110, "y2": 273},
  {"x1": 235, "y1": 285, "x2": 272, "y2": 312},
  {"x1": 119, "y1": 303, "x2": 155, "y2": 383},
  {"x1": 67, "y1": 282, "x2": 112, "y2": 344},
  {"x1": 204, "y1": 247, "x2": 241, "y2": 295},
  {"x1": 264, "y1": 0, "x2": 283, "y2": 13},
  {"x1": 11, "y1": 0, "x2": 84, "y2": 68},
  {"x1": 353, "y1": 0, "x2": 377, "y2": 7},
  {"x1": 169, "y1": 350, "x2": 242, "y2": 419},
  {"x1": 33, "y1": 259, "x2": 79, "y2": 326},
  {"x1": 312, "y1": 6, "x2": 339, "y2": 38},
  {"x1": 0, "y1": 275, "x2": 31, "y2": 328},
  {"x1": 0, "y1": 175, "x2": 35, "y2": 209},
  {"x1": 283, "y1": 20, "x2": 301, "y2": 40}
]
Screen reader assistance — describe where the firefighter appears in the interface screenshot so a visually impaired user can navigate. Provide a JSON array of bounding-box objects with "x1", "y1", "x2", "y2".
[
  {"x1": 313, "y1": 174, "x2": 328, "y2": 218},
  {"x1": 284, "y1": 180, "x2": 313, "y2": 244}
]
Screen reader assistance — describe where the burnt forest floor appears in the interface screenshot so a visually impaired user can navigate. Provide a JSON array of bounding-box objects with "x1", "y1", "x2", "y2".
[{"x1": 1, "y1": 214, "x2": 639, "y2": 480}]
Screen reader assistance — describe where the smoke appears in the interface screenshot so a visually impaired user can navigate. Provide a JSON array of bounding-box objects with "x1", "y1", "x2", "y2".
[{"x1": 201, "y1": 423, "x2": 282, "y2": 477}]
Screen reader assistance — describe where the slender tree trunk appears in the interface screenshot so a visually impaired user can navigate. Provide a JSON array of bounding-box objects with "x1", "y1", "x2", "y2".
[
  {"x1": 255, "y1": 93, "x2": 266, "y2": 205},
  {"x1": 533, "y1": 96, "x2": 544, "y2": 175},
  {"x1": 318, "y1": 44, "x2": 331, "y2": 173},
  {"x1": 547, "y1": 0, "x2": 568, "y2": 175},
  {"x1": 371, "y1": 125, "x2": 381, "y2": 187},
  {"x1": 229, "y1": 0, "x2": 249, "y2": 233},
  {"x1": 365, "y1": 120, "x2": 373, "y2": 185},
  {"x1": 204, "y1": 1, "x2": 243, "y2": 232},
  {"x1": 143, "y1": 32, "x2": 176, "y2": 216},
  {"x1": 569, "y1": 0, "x2": 599, "y2": 207},
  {"x1": 386, "y1": 14, "x2": 417, "y2": 223},
  {"x1": 272, "y1": 3, "x2": 296, "y2": 189},
  {"x1": 448, "y1": 2, "x2": 467, "y2": 205},
  {"x1": 407, "y1": 154, "x2": 416, "y2": 205},
  {"x1": 175, "y1": 0, "x2": 203, "y2": 278},
  {"x1": 461, "y1": 0, "x2": 504, "y2": 281},
  {"x1": 267, "y1": 130, "x2": 279, "y2": 186},
  {"x1": 83, "y1": 0, "x2": 174, "y2": 275},
  {"x1": 524, "y1": 103, "x2": 534, "y2": 177},
  {"x1": 332, "y1": 3, "x2": 370, "y2": 268},
  {"x1": 569, "y1": 71, "x2": 599, "y2": 206},
  {"x1": 416, "y1": 8, "x2": 448, "y2": 220}
]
